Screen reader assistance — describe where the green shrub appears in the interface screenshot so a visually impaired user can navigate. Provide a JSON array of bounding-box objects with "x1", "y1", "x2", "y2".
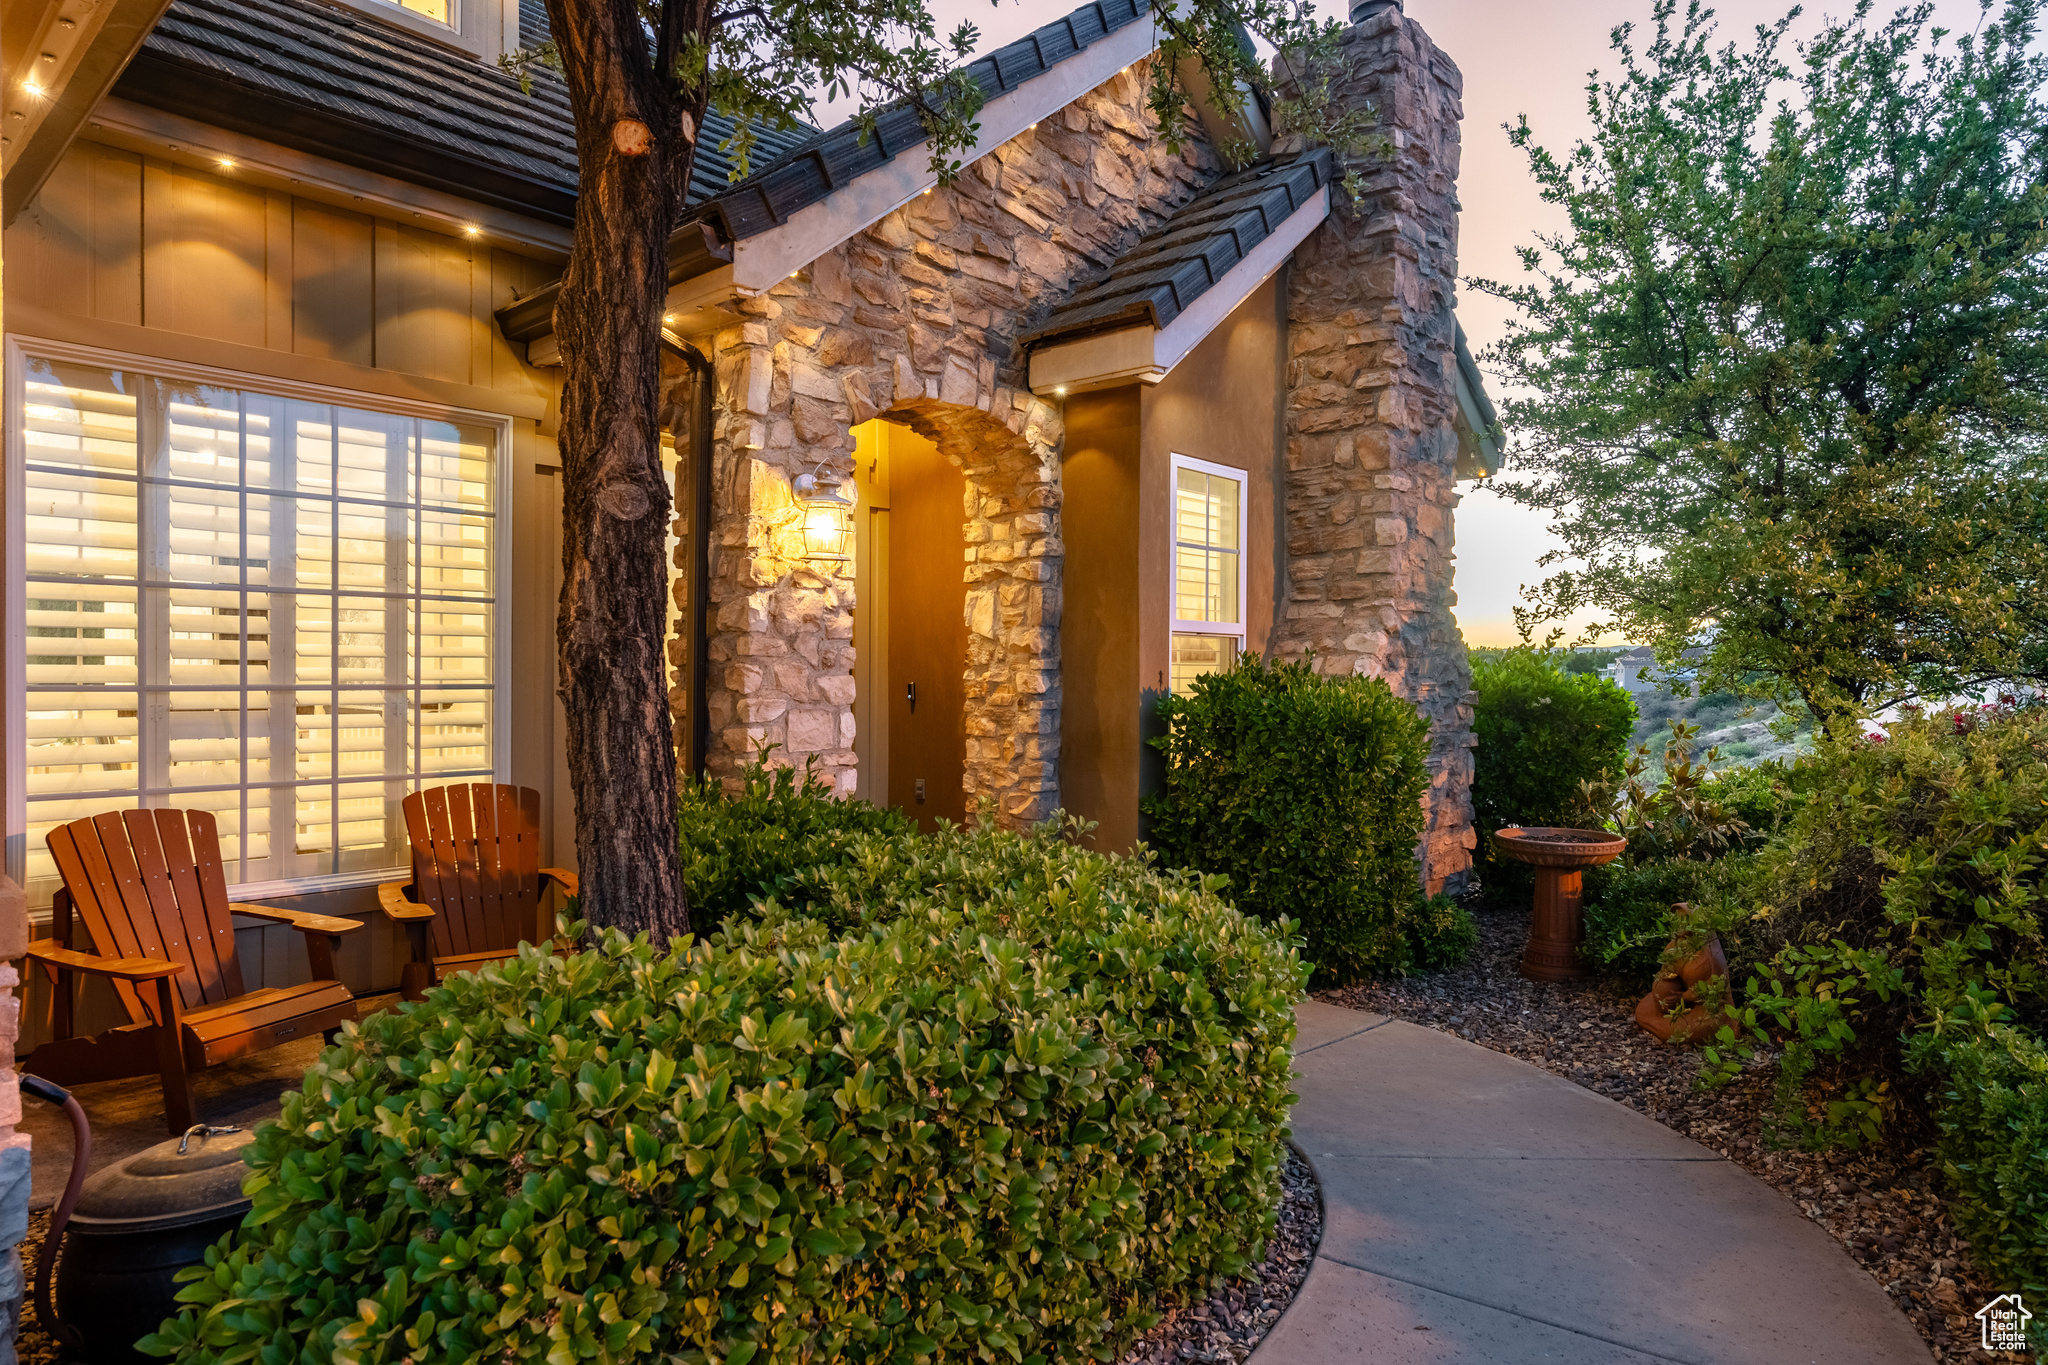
[
  {"x1": 145, "y1": 821, "x2": 1307, "y2": 1365},
  {"x1": 1583, "y1": 859, "x2": 1712, "y2": 982},
  {"x1": 1143, "y1": 653, "x2": 1431, "y2": 984},
  {"x1": 1470, "y1": 650, "x2": 1636, "y2": 876},
  {"x1": 1701, "y1": 759, "x2": 1798, "y2": 846},
  {"x1": 1910, "y1": 1012, "x2": 2048, "y2": 1334},
  {"x1": 1653, "y1": 702, "x2": 2048, "y2": 1302},
  {"x1": 1405, "y1": 894, "x2": 1477, "y2": 973},
  {"x1": 1690, "y1": 702, "x2": 2048, "y2": 1147},
  {"x1": 677, "y1": 752, "x2": 911, "y2": 925},
  {"x1": 1578, "y1": 720, "x2": 1754, "y2": 865}
]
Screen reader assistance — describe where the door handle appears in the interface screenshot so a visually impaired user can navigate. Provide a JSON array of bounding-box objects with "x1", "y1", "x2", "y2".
[{"x1": 906, "y1": 681, "x2": 917, "y2": 711}]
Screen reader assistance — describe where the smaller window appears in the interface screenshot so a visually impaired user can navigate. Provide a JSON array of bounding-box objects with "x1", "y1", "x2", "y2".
[
  {"x1": 1169, "y1": 454, "x2": 1247, "y2": 696},
  {"x1": 377, "y1": 0, "x2": 454, "y2": 23}
]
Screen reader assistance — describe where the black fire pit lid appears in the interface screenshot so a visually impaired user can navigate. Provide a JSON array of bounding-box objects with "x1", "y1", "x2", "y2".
[{"x1": 69, "y1": 1128, "x2": 259, "y2": 1234}]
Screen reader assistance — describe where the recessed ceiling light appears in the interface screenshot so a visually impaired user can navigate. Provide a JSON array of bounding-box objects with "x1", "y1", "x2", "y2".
[
  {"x1": 216, "y1": 157, "x2": 235, "y2": 170},
  {"x1": 463, "y1": 224, "x2": 481, "y2": 237},
  {"x1": 22, "y1": 82, "x2": 44, "y2": 98},
  {"x1": 1054, "y1": 386, "x2": 1067, "y2": 396}
]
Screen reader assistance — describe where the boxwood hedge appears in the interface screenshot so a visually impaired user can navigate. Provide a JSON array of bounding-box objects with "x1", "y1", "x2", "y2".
[
  {"x1": 1143, "y1": 653, "x2": 1440, "y2": 983},
  {"x1": 143, "y1": 822, "x2": 1306, "y2": 1365}
]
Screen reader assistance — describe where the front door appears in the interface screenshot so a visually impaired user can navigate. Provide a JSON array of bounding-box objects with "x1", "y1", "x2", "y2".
[{"x1": 851, "y1": 420, "x2": 966, "y2": 830}]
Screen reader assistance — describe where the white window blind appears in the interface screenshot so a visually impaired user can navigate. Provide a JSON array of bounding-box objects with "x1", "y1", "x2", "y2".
[
  {"x1": 1170, "y1": 455, "x2": 1247, "y2": 696},
  {"x1": 13, "y1": 352, "x2": 499, "y2": 905}
]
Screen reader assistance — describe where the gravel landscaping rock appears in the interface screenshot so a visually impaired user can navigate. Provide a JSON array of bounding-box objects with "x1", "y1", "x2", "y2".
[
  {"x1": 1114, "y1": 1151, "x2": 1321, "y2": 1365},
  {"x1": 1320, "y1": 896, "x2": 2032, "y2": 1364},
  {"x1": 11, "y1": 1164, "x2": 1322, "y2": 1365},
  {"x1": 17, "y1": 1210, "x2": 56, "y2": 1365}
]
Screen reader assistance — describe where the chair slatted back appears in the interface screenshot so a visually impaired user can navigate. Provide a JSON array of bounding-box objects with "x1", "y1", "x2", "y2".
[
  {"x1": 402, "y1": 784, "x2": 545, "y2": 957},
  {"x1": 45, "y1": 809, "x2": 245, "y2": 1026}
]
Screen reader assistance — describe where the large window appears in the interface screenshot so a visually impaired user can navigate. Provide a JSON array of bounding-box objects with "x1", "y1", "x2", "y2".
[
  {"x1": 7, "y1": 344, "x2": 504, "y2": 903},
  {"x1": 1170, "y1": 454, "x2": 1246, "y2": 695}
]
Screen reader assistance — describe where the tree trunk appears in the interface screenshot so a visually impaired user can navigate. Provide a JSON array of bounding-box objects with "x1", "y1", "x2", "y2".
[{"x1": 543, "y1": 0, "x2": 701, "y2": 939}]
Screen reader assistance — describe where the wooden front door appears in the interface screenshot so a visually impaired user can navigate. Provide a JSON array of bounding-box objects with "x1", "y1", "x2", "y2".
[{"x1": 872, "y1": 425, "x2": 966, "y2": 830}]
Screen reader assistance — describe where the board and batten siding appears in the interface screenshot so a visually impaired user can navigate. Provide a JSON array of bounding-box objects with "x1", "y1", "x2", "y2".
[
  {"x1": 5, "y1": 138, "x2": 571, "y2": 1040},
  {"x1": 8, "y1": 139, "x2": 555, "y2": 393}
]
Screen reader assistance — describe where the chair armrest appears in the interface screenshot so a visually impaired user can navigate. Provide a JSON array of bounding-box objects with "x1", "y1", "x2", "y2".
[
  {"x1": 229, "y1": 902, "x2": 364, "y2": 936},
  {"x1": 376, "y1": 881, "x2": 435, "y2": 922},
  {"x1": 540, "y1": 868, "x2": 579, "y2": 898},
  {"x1": 26, "y1": 940, "x2": 183, "y2": 981}
]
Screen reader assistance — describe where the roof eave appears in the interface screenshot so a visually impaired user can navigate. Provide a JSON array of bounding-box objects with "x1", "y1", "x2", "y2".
[
  {"x1": 113, "y1": 47, "x2": 580, "y2": 225},
  {"x1": 1027, "y1": 177, "x2": 1329, "y2": 397},
  {"x1": 497, "y1": 221, "x2": 734, "y2": 345},
  {"x1": 1453, "y1": 319, "x2": 1505, "y2": 480}
]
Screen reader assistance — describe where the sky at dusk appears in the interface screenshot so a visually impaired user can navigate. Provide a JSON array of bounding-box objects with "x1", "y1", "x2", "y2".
[{"x1": 844, "y1": 0, "x2": 2014, "y2": 646}]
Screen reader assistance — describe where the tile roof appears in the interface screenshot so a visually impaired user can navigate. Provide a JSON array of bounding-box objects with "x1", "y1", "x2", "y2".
[
  {"x1": 684, "y1": 0, "x2": 1154, "y2": 242},
  {"x1": 112, "y1": 0, "x2": 817, "y2": 229},
  {"x1": 1022, "y1": 146, "x2": 1333, "y2": 346}
]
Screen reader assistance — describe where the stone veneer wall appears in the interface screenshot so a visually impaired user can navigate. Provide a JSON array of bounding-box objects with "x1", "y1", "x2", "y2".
[
  {"x1": 1274, "y1": 6, "x2": 1479, "y2": 893},
  {"x1": 691, "y1": 63, "x2": 1219, "y2": 826}
]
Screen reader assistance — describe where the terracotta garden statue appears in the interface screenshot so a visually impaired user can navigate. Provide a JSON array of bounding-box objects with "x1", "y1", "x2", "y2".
[{"x1": 1635, "y1": 904, "x2": 1734, "y2": 1044}]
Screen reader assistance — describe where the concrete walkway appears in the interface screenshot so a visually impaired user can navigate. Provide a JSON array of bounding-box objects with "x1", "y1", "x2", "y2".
[{"x1": 1253, "y1": 1002, "x2": 1933, "y2": 1365}]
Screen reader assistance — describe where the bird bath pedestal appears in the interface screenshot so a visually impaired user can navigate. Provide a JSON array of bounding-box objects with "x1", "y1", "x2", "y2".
[{"x1": 1494, "y1": 827, "x2": 1629, "y2": 981}]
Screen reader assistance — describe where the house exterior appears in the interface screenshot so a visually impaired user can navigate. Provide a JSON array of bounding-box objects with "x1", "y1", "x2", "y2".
[
  {"x1": 0, "y1": 0, "x2": 1497, "y2": 1030},
  {"x1": 1606, "y1": 644, "x2": 1703, "y2": 696}
]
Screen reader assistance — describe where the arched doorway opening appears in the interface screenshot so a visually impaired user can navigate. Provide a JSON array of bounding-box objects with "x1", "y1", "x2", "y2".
[{"x1": 850, "y1": 418, "x2": 966, "y2": 830}]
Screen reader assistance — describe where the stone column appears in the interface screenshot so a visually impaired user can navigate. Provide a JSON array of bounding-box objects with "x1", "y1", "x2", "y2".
[
  {"x1": 1274, "y1": 0, "x2": 1478, "y2": 894},
  {"x1": 0, "y1": 875, "x2": 31, "y2": 1365}
]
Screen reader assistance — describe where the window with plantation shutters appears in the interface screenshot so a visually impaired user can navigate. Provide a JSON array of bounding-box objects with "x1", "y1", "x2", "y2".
[{"x1": 9, "y1": 347, "x2": 502, "y2": 906}]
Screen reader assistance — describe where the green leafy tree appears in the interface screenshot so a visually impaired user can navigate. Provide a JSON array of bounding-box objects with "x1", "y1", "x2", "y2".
[
  {"x1": 1476, "y1": 0, "x2": 2048, "y2": 733},
  {"x1": 513, "y1": 0, "x2": 1377, "y2": 936}
]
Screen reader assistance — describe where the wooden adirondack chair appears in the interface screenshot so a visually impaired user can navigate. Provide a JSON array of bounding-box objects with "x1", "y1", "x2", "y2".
[
  {"x1": 26, "y1": 809, "x2": 362, "y2": 1134},
  {"x1": 376, "y1": 784, "x2": 577, "y2": 1000}
]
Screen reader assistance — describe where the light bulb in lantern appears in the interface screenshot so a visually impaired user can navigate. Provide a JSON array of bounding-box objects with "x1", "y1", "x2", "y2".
[{"x1": 792, "y1": 469, "x2": 854, "y2": 562}]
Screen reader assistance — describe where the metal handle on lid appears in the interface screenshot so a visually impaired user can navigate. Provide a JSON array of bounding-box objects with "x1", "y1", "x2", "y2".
[{"x1": 177, "y1": 1124, "x2": 240, "y2": 1156}]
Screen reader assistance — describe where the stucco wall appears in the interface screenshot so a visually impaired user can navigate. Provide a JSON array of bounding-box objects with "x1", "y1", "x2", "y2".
[
  {"x1": 1274, "y1": 9, "x2": 1479, "y2": 893},
  {"x1": 690, "y1": 61, "x2": 1220, "y2": 827},
  {"x1": 1055, "y1": 386, "x2": 1143, "y2": 848},
  {"x1": 1056, "y1": 274, "x2": 1289, "y2": 853}
]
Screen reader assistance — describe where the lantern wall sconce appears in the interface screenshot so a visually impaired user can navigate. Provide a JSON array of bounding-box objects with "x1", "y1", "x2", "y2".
[{"x1": 792, "y1": 463, "x2": 854, "y2": 562}]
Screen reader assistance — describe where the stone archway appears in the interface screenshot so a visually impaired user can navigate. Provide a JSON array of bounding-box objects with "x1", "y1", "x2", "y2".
[
  {"x1": 883, "y1": 396, "x2": 1062, "y2": 828},
  {"x1": 695, "y1": 278, "x2": 1068, "y2": 831}
]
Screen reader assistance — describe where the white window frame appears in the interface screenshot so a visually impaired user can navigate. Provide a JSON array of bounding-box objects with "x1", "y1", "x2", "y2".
[
  {"x1": 328, "y1": 0, "x2": 517, "y2": 66},
  {"x1": 3, "y1": 335, "x2": 514, "y2": 901},
  {"x1": 1168, "y1": 452, "x2": 1249, "y2": 652}
]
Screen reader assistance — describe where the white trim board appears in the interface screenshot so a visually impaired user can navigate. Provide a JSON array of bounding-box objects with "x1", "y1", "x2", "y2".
[
  {"x1": 1168, "y1": 450, "x2": 1249, "y2": 647},
  {"x1": 1027, "y1": 182, "x2": 1329, "y2": 396}
]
